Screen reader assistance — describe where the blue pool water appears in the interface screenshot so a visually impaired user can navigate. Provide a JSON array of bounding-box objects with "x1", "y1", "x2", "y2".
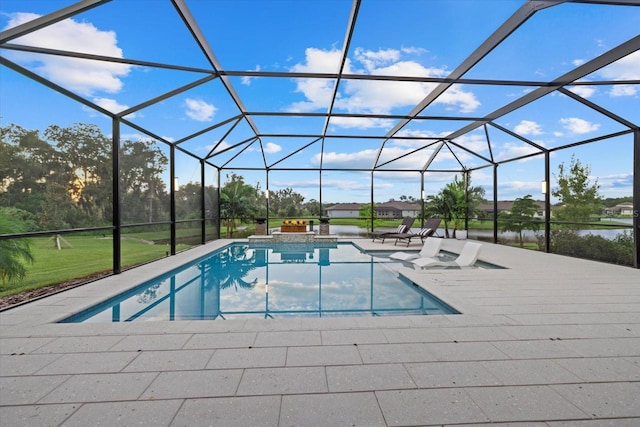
[{"x1": 60, "y1": 242, "x2": 458, "y2": 322}]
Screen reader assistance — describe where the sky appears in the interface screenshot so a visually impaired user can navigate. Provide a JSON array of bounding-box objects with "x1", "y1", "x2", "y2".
[{"x1": 1, "y1": 0, "x2": 639, "y2": 204}]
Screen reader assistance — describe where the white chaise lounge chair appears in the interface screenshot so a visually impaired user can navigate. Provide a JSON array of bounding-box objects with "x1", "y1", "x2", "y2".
[
  {"x1": 411, "y1": 241, "x2": 482, "y2": 269},
  {"x1": 389, "y1": 237, "x2": 442, "y2": 261}
]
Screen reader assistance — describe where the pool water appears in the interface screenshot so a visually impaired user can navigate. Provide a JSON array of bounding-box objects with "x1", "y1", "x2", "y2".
[{"x1": 60, "y1": 242, "x2": 458, "y2": 322}]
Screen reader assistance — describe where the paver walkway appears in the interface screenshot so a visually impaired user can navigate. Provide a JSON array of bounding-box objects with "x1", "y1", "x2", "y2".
[{"x1": 1, "y1": 238, "x2": 639, "y2": 426}]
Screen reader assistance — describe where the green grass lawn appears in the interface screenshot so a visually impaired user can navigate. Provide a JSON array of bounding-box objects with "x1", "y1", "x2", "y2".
[{"x1": 0, "y1": 235, "x2": 191, "y2": 298}]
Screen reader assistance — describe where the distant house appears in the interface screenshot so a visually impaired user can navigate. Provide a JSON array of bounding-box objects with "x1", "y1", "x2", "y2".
[
  {"x1": 477, "y1": 200, "x2": 546, "y2": 218},
  {"x1": 607, "y1": 202, "x2": 634, "y2": 216},
  {"x1": 324, "y1": 203, "x2": 361, "y2": 218},
  {"x1": 374, "y1": 201, "x2": 421, "y2": 219},
  {"x1": 323, "y1": 201, "x2": 421, "y2": 219}
]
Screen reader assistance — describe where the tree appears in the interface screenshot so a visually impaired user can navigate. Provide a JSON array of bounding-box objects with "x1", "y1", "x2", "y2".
[
  {"x1": 499, "y1": 195, "x2": 541, "y2": 247},
  {"x1": 120, "y1": 139, "x2": 169, "y2": 223},
  {"x1": 303, "y1": 199, "x2": 321, "y2": 217},
  {"x1": 220, "y1": 174, "x2": 259, "y2": 237},
  {"x1": 0, "y1": 208, "x2": 35, "y2": 288},
  {"x1": 45, "y1": 123, "x2": 112, "y2": 224},
  {"x1": 552, "y1": 155, "x2": 602, "y2": 227},
  {"x1": 358, "y1": 203, "x2": 383, "y2": 232},
  {"x1": 269, "y1": 188, "x2": 305, "y2": 218},
  {"x1": 425, "y1": 174, "x2": 485, "y2": 238}
]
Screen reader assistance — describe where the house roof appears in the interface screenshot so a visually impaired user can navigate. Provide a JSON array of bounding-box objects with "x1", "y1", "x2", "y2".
[
  {"x1": 324, "y1": 203, "x2": 362, "y2": 211},
  {"x1": 478, "y1": 200, "x2": 545, "y2": 212}
]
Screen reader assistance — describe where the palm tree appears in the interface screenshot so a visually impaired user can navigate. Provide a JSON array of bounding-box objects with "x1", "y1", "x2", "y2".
[
  {"x1": 425, "y1": 175, "x2": 485, "y2": 238},
  {"x1": 220, "y1": 173, "x2": 258, "y2": 238},
  {"x1": 0, "y1": 212, "x2": 35, "y2": 288}
]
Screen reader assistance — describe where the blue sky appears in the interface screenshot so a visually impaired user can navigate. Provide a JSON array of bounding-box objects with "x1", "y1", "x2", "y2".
[{"x1": 1, "y1": 0, "x2": 639, "y2": 204}]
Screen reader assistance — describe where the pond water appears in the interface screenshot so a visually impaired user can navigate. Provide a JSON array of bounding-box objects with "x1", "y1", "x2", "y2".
[{"x1": 276, "y1": 222, "x2": 633, "y2": 241}]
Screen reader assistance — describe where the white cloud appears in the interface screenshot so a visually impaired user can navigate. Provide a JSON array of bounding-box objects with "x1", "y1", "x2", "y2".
[
  {"x1": 452, "y1": 133, "x2": 491, "y2": 155},
  {"x1": 206, "y1": 141, "x2": 232, "y2": 155},
  {"x1": 3, "y1": 12, "x2": 132, "y2": 96},
  {"x1": 92, "y1": 97, "x2": 135, "y2": 118},
  {"x1": 597, "y1": 51, "x2": 640, "y2": 80},
  {"x1": 311, "y1": 148, "x2": 378, "y2": 169},
  {"x1": 263, "y1": 142, "x2": 282, "y2": 153},
  {"x1": 328, "y1": 116, "x2": 394, "y2": 129},
  {"x1": 514, "y1": 120, "x2": 543, "y2": 136},
  {"x1": 568, "y1": 85, "x2": 596, "y2": 98},
  {"x1": 572, "y1": 59, "x2": 586, "y2": 67},
  {"x1": 494, "y1": 142, "x2": 543, "y2": 162},
  {"x1": 609, "y1": 85, "x2": 637, "y2": 97},
  {"x1": 559, "y1": 117, "x2": 600, "y2": 134},
  {"x1": 184, "y1": 98, "x2": 216, "y2": 121},
  {"x1": 241, "y1": 65, "x2": 261, "y2": 85},
  {"x1": 288, "y1": 47, "x2": 480, "y2": 119}
]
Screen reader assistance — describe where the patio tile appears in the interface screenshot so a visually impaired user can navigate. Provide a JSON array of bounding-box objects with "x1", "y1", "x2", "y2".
[
  {"x1": 207, "y1": 347, "x2": 287, "y2": 369},
  {"x1": 405, "y1": 361, "x2": 502, "y2": 387},
  {"x1": 183, "y1": 332, "x2": 257, "y2": 349},
  {"x1": 357, "y1": 343, "x2": 438, "y2": 364},
  {"x1": 0, "y1": 353, "x2": 62, "y2": 376},
  {"x1": 0, "y1": 375, "x2": 70, "y2": 405},
  {"x1": 443, "y1": 326, "x2": 516, "y2": 341},
  {"x1": 286, "y1": 345, "x2": 362, "y2": 366},
  {"x1": 551, "y1": 382, "x2": 640, "y2": 418},
  {"x1": 36, "y1": 351, "x2": 140, "y2": 375},
  {"x1": 376, "y1": 388, "x2": 489, "y2": 426},
  {"x1": 428, "y1": 341, "x2": 509, "y2": 361},
  {"x1": 123, "y1": 349, "x2": 214, "y2": 372},
  {"x1": 236, "y1": 367, "x2": 327, "y2": 395},
  {"x1": 254, "y1": 331, "x2": 321, "y2": 347},
  {"x1": 140, "y1": 369, "x2": 243, "y2": 399},
  {"x1": 552, "y1": 357, "x2": 640, "y2": 382},
  {"x1": 326, "y1": 364, "x2": 416, "y2": 392},
  {"x1": 32, "y1": 336, "x2": 125, "y2": 354},
  {"x1": 0, "y1": 404, "x2": 79, "y2": 427},
  {"x1": 62, "y1": 399, "x2": 183, "y2": 427},
  {"x1": 320, "y1": 329, "x2": 388, "y2": 345},
  {"x1": 562, "y1": 337, "x2": 640, "y2": 357},
  {"x1": 547, "y1": 419, "x2": 640, "y2": 426},
  {"x1": 501, "y1": 324, "x2": 634, "y2": 340},
  {"x1": 480, "y1": 359, "x2": 583, "y2": 385},
  {"x1": 0, "y1": 337, "x2": 56, "y2": 355},
  {"x1": 108, "y1": 333, "x2": 192, "y2": 351},
  {"x1": 382, "y1": 327, "x2": 450, "y2": 343},
  {"x1": 490, "y1": 340, "x2": 583, "y2": 359},
  {"x1": 281, "y1": 392, "x2": 385, "y2": 427},
  {"x1": 172, "y1": 396, "x2": 281, "y2": 427},
  {"x1": 38, "y1": 372, "x2": 157, "y2": 403},
  {"x1": 465, "y1": 385, "x2": 589, "y2": 422}
]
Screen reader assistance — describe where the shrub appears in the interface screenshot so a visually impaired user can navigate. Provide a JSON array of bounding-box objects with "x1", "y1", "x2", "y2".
[{"x1": 541, "y1": 229, "x2": 634, "y2": 266}]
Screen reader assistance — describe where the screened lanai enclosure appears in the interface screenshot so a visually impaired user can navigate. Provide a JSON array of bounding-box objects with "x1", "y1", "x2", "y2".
[{"x1": 1, "y1": 0, "x2": 639, "y2": 295}]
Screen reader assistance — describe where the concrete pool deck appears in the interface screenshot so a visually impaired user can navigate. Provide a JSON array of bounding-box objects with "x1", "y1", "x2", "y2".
[{"x1": 1, "y1": 238, "x2": 639, "y2": 426}]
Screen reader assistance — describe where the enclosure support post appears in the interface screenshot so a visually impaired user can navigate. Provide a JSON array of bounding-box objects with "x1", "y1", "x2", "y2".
[
  {"x1": 420, "y1": 172, "x2": 425, "y2": 228},
  {"x1": 370, "y1": 172, "x2": 375, "y2": 233},
  {"x1": 633, "y1": 128, "x2": 640, "y2": 268},
  {"x1": 200, "y1": 160, "x2": 205, "y2": 245},
  {"x1": 112, "y1": 119, "x2": 121, "y2": 274},
  {"x1": 170, "y1": 145, "x2": 176, "y2": 255},
  {"x1": 544, "y1": 151, "x2": 551, "y2": 253},
  {"x1": 463, "y1": 169, "x2": 469, "y2": 231},
  {"x1": 493, "y1": 164, "x2": 498, "y2": 244},
  {"x1": 217, "y1": 168, "x2": 221, "y2": 239},
  {"x1": 266, "y1": 170, "x2": 270, "y2": 234}
]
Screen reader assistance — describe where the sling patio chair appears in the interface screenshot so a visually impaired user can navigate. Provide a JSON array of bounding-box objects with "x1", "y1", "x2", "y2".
[
  {"x1": 389, "y1": 237, "x2": 443, "y2": 261},
  {"x1": 371, "y1": 217, "x2": 415, "y2": 242},
  {"x1": 389, "y1": 217, "x2": 442, "y2": 246},
  {"x1": 411, "y1": 241, "x2": 482, "y2": 269}
]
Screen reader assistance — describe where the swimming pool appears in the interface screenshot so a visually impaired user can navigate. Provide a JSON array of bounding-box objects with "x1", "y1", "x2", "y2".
[{"x1": 60, "y1": 242, "x2": 458, "y2": 322}]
